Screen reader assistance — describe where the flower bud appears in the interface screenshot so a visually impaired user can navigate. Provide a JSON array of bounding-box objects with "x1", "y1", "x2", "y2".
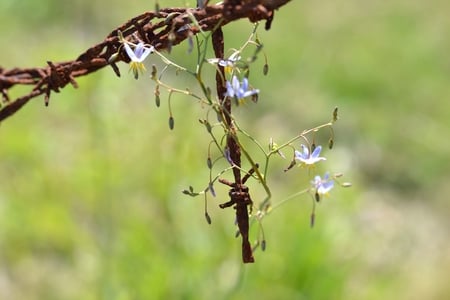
[
  {"x1": 206, "y1": 157, "x2": 212, "y2": 169},
  {"x1": 333, "y1": 107, "x2": 339, "y2": 122},
  {"x1": 310, "y1": 213, "x2": 315, "y2": 228},
  {"x1": 263, "y1": 63, "x2": 269, "y2": 75},
  {"x1": 205, "y1": 212, "x2": 212, "y2": 224},
  {"x1": 169, "y1": 116, "x2": 175, "y2": 130}
]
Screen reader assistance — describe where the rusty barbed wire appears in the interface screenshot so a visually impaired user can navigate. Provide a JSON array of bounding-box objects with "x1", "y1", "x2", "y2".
[{"x1": 0, "y1": 0, "x2": 290, "y2": 122}]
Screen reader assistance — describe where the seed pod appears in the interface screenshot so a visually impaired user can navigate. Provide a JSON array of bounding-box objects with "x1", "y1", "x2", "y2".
[
  {"x1": 315, "y1": 192, "x2": 320, "y2": 202},
  {"x1": 310, "y1": 213, "x2": 315, "y2": 228},
  {"x1": 328, "y1": 138, "x2": 334, "y2": 149},
  {"x1": 261, "y1": 240, "x2": 266, "y2": 251}
]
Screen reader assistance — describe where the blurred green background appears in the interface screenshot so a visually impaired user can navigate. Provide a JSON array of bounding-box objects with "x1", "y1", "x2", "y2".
[{"x1": 1, "y1": 0, "x2": 449, "y2": 299}]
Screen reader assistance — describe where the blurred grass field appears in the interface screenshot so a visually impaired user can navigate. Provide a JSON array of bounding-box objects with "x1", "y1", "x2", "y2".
[{"x1": 1, "y1": 0, "x2": 449, "y2": 299}]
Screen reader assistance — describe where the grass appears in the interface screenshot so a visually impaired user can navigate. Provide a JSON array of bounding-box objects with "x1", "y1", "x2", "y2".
[{"x1": 1, "y1": 0, "x2": 449, "y2": 299}]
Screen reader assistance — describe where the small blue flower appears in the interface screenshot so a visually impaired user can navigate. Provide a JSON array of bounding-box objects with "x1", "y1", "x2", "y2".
[
  {"x1": 124, "y1": 42, "x2": 154, "y2": 79},
  {"x1": 312, "y1": 173, "x2": 334, "y2": 195},
  {"x1": 225, "y1": 75, "x2": 259, "y2": 104},
  {"x1": 295, "y1": 144, "x2": 326, "y2": 167}
]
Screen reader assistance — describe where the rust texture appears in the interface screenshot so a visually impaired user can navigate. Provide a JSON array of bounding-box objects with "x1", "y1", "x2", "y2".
[
  {"x1": 0, "y1": 0, "x2": 290, "y2": 122},
  {"x1": 0, "y1": 0, "x2": 293, "y2": 263}
]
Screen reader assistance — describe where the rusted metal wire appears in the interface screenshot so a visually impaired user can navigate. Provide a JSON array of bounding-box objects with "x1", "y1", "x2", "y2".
[
  {"x1": 0, "y1": 0, "x2": 290, "y2": 122},
  {"x1": 0, "y1": 0, "x2": 292, "y2": 263}
]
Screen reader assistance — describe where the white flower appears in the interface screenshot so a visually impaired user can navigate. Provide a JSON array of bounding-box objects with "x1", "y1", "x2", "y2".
[
  {"x1": 312, "y1": 173, "x2": 334, "y2": 195},
  {"x1": 124, "y1": 42, "x2": 154, "y2": 79},
  {"x1": 295, "y1": 144, "x2": 326, "y2": 167}
]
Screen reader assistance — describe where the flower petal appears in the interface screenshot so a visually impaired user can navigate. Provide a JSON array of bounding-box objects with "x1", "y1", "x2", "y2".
[
  {"x1": 124, "y1": 43, "x2": 137, "y2": 61},
  {"x1": 311, "y1": 145, "x2": 322, "y2": 158}
]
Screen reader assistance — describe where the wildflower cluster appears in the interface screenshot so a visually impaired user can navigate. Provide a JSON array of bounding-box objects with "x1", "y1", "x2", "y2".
[{"x1": 115, "y1": 21, "x2": 349, "y2": 262}]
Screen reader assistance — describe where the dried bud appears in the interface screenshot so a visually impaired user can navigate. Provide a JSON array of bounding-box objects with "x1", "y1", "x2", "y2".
[
  {"x1": 284, "y1": 159, "x2": 296, "y2": 172},
  {"x1": 333, "y1": 107, "x2": 339, "y2": 122},
  {"x1": 315, "y1": 191, "x2": 320, "y2": 202},
  {"x1": 205, "y1": 121, "x2": 212, "y2": 133},
  {"x1": 154, "y1": 85, "x2": 160, "y2": 107},
  {"x1": 328, "y1": 138, "x2": 334, "y2": 149},
  {"x1": 208, "y1": 182, "x2": 216, "y2": 197},
  {"x1": 169, "y1": 116, "x2": 175, "y2": 130},
  {"x1": 310, "y1": 213, "x2": 315, "y2": 228},
  {"x1": 263, "y1": 63, "x2": 269, "y2": 75},
  {"x1": 261, "y1": 240, "x2": 266, "y2": 251},
  {"x1": 182, "y1": 189, "x2": 191, "y2": 195},
  {"x1": 151, "y1": 65, "x2": 157, "y2": 80},
  {"x1": 206, "y1": 157, "x2": 212, "y2": 169},
  {"x1": 205, "y1": 212, "x2": 212, "y2": 224}
]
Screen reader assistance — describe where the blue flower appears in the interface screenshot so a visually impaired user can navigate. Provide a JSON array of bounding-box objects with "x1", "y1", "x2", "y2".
[
  {"x1": 295, "y1": 144, "x2": 326, "y2": 167},
  {"x1": 312, "y1": 173, "x2": 334, "y2": 195},
  {"x1": 124, "y1": 42, "x2": 154, "y2": 79},
  {"x1": 225, "y1": 75, "x2": 259, "y2": 104}
]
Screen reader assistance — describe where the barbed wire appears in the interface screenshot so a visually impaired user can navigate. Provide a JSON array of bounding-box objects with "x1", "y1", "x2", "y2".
[{"x1": 0, "y1": 0, "x2": 290, "y2": 122}]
